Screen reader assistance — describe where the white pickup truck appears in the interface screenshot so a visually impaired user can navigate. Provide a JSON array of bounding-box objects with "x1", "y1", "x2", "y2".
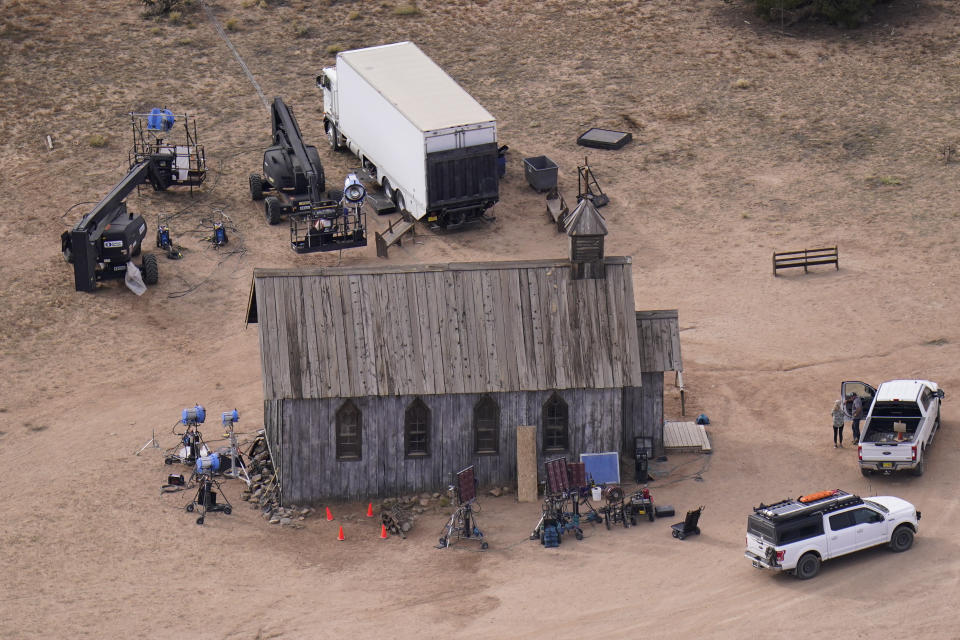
[
  {"x1": 745, "y1": 490, "x2": 920, "y2": 579},
  {"x1": 842, "y1": 379, "x2": 944, "y2": 476}
]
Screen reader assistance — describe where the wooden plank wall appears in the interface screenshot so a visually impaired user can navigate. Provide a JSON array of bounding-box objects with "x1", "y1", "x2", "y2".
[
  {"x1": 264, "y1": 388, "x2": 625, "y2": 502},
  {"x1": 252, "y1": 260, "x2": 642, "y2": 401},
  {"x1": 641, "y1": 372, "x2": 664, "y2": 454},
  {"x1": 635, "y1": 310, "x2": 683, "y2": 373}
]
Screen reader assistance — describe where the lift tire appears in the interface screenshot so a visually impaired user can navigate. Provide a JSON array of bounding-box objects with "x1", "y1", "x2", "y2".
[
  {"x1": 481, "y1": 541, "x2": 489, "y2": 550},
  {"x1": 223, "y1": 506, "x2": 232, "y2": 515},
  {"x1": 196, "y1": 517, "x2": 204, "y2": 526},
  {"x1": 265, "y1": 197, "x2": 282, "y2": 225},
  {"x1": 648, "y1": 510, "x2": 655, "y2": 522},
  {"x1": 249, "y1": 173, "x2": 264, "y2": 201},
  {"x1": 141, "y1": 253, "x2": 159, "y2": 285}
]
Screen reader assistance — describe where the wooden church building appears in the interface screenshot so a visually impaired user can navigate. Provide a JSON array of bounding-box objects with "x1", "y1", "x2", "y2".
[{"x1": 245, "y1": 198, "x2": 681, "y2": 502}]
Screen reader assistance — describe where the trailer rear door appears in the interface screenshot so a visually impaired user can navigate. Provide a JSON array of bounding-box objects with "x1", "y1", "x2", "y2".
[{"x1": 426, "y1": 142, "x2": 499, "y2": 210}]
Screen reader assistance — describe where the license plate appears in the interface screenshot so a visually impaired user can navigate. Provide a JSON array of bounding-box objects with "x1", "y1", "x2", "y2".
[{"x1": 882, "y1": 462, "x2": 893, "y2": 469}]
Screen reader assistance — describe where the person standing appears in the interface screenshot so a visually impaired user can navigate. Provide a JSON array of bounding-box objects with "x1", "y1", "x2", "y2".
[
  {"x1": 832, "y1": 400, "x2": 845, "y2": 448},
  {"x1": 851, "y1": 394, "x2": 863, "y2": 444}
]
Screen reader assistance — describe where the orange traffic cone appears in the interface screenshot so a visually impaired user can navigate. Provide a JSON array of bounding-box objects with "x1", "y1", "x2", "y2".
[
  {"x1": 337, "y1": 526, "x2": 345, "y2": 541},
  {"x1": 380, "y1": 524, "x2": 388, "y2": 539},
  {"x1": 366, "y1": 502, "x2": 374, "y2": 517},
  {"x1": 326, "y1": 507, "x2": 333, "y2": 521}
]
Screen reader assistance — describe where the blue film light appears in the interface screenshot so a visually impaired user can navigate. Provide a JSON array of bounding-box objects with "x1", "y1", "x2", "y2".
[
  {"x1": 195, "y1": 452, "x2": 221, "y2": 475},
  {"x1": 182, "y1": 405, "x2": 206, "y2": 425},
  {"x1": 221, "y1": 409, "x2": 239, "y2": 426}
]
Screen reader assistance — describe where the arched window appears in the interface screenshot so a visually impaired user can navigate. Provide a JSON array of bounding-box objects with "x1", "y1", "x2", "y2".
[
  {"x1": 542, "y1": 393, "x2": 568, "y2": 452},
  {"x1": 404, "y1": 397, "x2": 431, "y2": 457},
  {"x1": 336, "y1": 401, "x2": 362, "y2": 461},
  {"x1": 474, "y1": 395, "x2": 500, "y2": 455}
]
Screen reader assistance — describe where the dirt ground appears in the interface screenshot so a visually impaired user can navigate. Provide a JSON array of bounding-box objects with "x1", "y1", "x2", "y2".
[{"x1": 2, "y1": 0, "x2": 960, "y2": 637}]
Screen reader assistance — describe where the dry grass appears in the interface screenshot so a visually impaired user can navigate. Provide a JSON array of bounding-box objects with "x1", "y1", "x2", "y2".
[{"x1": 393, "y1": 3, "x2": 421, "y2": 16}]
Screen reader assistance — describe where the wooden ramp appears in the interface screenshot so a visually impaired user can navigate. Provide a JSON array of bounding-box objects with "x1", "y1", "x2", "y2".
[
  {"x1": 663, "y1": 420, "x2": 711, "y2": 453},
  {"x1": 375, "y1": 218, "x2": 415, "y2": 258}
]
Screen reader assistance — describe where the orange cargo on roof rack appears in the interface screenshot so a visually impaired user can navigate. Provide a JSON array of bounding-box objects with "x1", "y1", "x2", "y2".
[{"x1": 798, "y1": 490, "x2": 838, "y2": 503}]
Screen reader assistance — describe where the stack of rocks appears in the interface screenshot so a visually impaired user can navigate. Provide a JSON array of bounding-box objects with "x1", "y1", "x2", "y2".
[{"x1": 239, "y1": 434, "x2": 312, "y2": 527}]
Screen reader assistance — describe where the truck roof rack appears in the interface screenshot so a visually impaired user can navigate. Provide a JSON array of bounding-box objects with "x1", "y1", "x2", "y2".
[{"x1": 753, "y1": 490, "x2": 862, "y2": 521}]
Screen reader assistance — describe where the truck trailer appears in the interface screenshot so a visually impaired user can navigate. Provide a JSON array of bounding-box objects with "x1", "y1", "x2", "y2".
[{"x1": 318, "y1": 41, "x2": 499, "y2": 228}]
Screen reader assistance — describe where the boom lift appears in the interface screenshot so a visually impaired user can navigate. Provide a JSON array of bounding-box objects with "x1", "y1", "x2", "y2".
[
  {"x1": 61, "y1": 109, "x2": 207, "y2": 292},
  {"x1": 249, "y1": 97, "x2": 366, "y2": 253}
]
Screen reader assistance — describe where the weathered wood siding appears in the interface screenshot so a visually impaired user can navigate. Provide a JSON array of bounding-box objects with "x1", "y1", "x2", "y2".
[
  {"x1": 621, "y1": 382, "x2": 662, "y2": 454},
  {"x1": 635, "y1": 310, "x2": 683, "y2": 373},
  {"x1": 640, "y1": 372, "x2": 664, "y2": 454},
  {"x1": 249, "y1": 258, "x2": 642, "y2": 401},
  {"x1": 266, "y1": 388, "x2": 626, "y2": 502}
]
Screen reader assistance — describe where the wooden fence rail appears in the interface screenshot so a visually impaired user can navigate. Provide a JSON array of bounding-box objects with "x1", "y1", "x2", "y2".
[{"x1": 772, "y1": 246, "x2": 838, "y2": 276}]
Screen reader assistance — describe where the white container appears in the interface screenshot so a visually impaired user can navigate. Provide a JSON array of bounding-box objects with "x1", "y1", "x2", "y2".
[
  {"x1": 321, "y1": 42, "x2": 499, "y2": 224},
  {"x1": 591, "y1": 486, "x2": 602, "y2": 502}
]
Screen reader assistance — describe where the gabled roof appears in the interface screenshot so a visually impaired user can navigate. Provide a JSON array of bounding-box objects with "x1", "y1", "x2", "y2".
[{"x1": 248, "y1": 258, "x2": 642, "y2": 399}]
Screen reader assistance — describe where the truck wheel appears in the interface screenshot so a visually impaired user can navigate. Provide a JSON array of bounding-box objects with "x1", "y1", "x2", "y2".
[
  {"x1": 860, "y1": 468, "x2": 873, "y2": 477},
  {"x1": 443, "y1": 210, "x2": 466, "y2": 228},
  {"x1": 249, "y1": 173, "x2": 264, "y2": 201},
  {"x1": 326, "y1": 121, "x2": 341, "y2": 151},
  {"x1": 795, "y1": 553, "x2": 821, "y2": 580},
  {"x1": 264, "y1": 197, "x2": 282, "y2": 225},
  {"x1": 394, "y1": 192, "x2": 405, "y2": 214},
  {"x1": 381, "y1": 178, "x2": 394, "y2": 200},
  {"x1": 889, "y1": 525, "x2": 914, "y2": 552},
  {"x1": 141, "y1": 253, "x2": 159, "y2": 285},
  {"x1": 911, "y1": 453, "x2": 925, "y2": 477}
]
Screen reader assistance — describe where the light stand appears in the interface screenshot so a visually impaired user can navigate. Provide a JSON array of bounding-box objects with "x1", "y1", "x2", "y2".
[
  {"x1": 437, "y1": 465, "x2": 488, "y2": 550},
  {"x1": 134, "y1": 427, "x2": 161, "y2": 456},
  {"x1": 185, "y1": 471, "x2": 232, "y2": 525},
  {"x1": 221, "y1": 409, "x2": 250, "y2": 487}
]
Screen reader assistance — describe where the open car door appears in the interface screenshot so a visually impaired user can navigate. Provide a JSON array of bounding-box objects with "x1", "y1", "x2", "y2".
[{"x1": 841, "y1": 381, "x2": 876, "y2": 419}]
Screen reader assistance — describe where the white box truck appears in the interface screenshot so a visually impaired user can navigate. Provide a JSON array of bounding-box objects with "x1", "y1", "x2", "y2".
[{"x1": 317, "y1": 42, "x2": 500, "y2": 228}]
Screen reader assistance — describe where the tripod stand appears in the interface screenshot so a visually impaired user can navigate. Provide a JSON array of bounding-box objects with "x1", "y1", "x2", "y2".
[
  {"x1": 165, "y1": 425, "x2": 208, "y2": 466},
  {"x1": 134, "y1": 428, "x2": 161, "y2": 456},
  {"x1": 221, "y1": 413, "x2": 250, "y2": 487},
  {"x1": 437, "y1": 465, "x2": 488, "y2": 550},
  {"x1": 185, "y1": 472, "x2": 232, "y2": 525}
]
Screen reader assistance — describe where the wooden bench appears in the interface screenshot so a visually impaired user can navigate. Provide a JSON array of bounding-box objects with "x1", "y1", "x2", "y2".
[
  {"x1": 375, "y1": 218, "x2": 415, "y2": 258},
  {"x1": 772, "y1": 246, "x2": 838, "y2": 276},
  {"x1": 545, "y1": 189, "x2": 569, "y2": 231}
]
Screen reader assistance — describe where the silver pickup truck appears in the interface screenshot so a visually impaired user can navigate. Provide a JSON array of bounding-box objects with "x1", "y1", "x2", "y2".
[{"x1": 842, "y1": 379, "x2": 944, "y2": 476}]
